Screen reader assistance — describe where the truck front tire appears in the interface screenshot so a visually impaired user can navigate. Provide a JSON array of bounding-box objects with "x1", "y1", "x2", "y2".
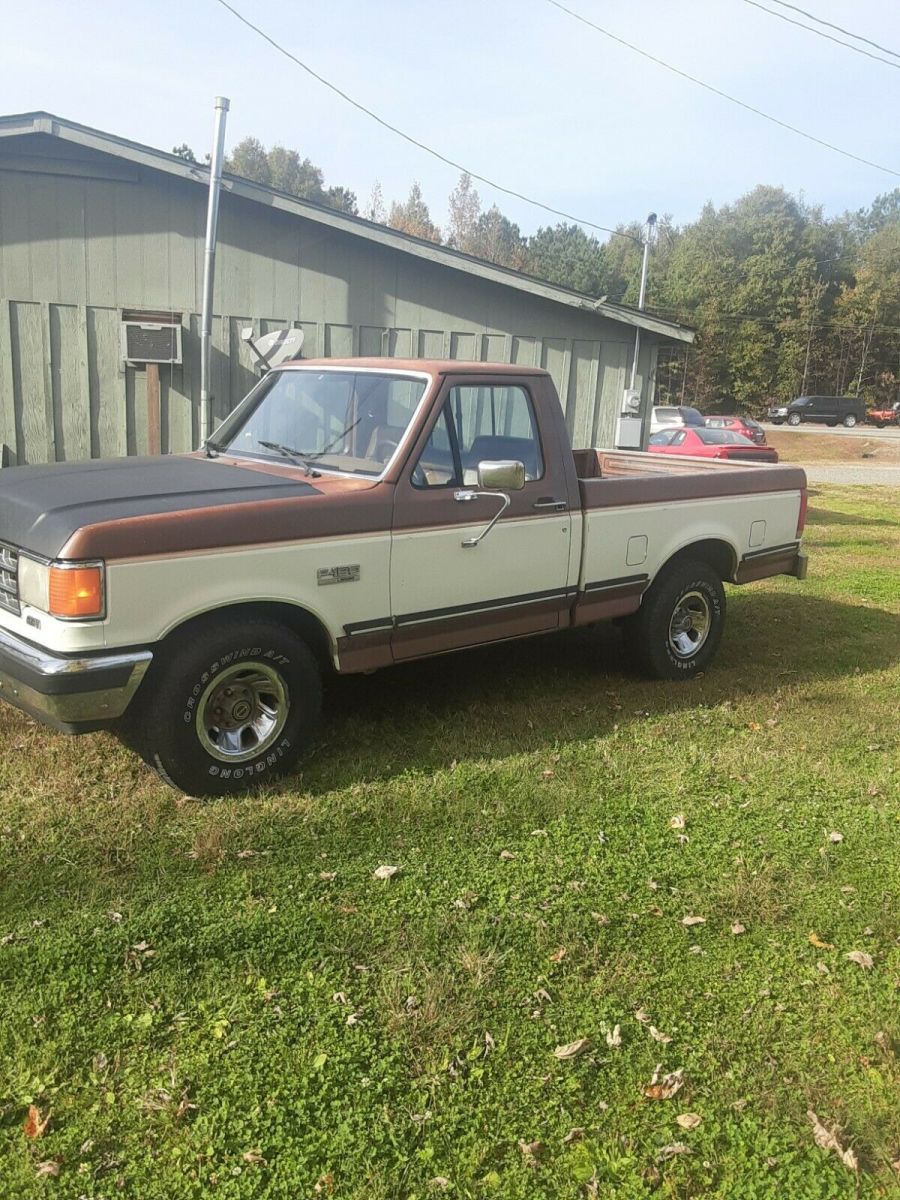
[
  {"x1": 130, "y1": 619, "x2": 322, "y2": 797},
  {"x1": 622, "y1": 560, "x2": 725, "y2": 680}
]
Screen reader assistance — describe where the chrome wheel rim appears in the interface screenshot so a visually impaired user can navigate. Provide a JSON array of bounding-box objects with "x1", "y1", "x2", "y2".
[
  {"x1": 196, "y1": 662, "x2": 289, "y2": 763},
  {"x1": 668, "y1": 591, "x2": 712, "y2": 659}
]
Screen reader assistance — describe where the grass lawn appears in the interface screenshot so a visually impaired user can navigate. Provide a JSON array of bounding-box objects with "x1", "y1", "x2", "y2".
[
  {"x1": 0, "y1": 484, "x2": 897, "y2": 1199},
  {"x1": 767, "y1": 429, "x2": 900, "y2": 465}
]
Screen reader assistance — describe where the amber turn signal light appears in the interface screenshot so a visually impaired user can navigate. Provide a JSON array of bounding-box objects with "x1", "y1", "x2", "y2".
[{"x1": 48, "y1": 565, "x2": 105, "y2": 619}]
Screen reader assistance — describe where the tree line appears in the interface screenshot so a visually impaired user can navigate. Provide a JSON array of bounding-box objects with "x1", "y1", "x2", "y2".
[{"x1": 178, "y1": 135, "x2": 900, "y2": 413}]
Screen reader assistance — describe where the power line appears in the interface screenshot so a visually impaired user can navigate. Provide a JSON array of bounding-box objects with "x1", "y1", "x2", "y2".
[
  {"x1": 545, "y1": 0, "x2": 900, "y2": 179},
  {"x1": 212, "y1": 0, "x2": 640, "y2": 242},
  {"x1": 741, "y1": 0, "x2": 900, "y2": 70},
  {"x1": 766, "y1": 0, "x2": 900, "y2": 60}
]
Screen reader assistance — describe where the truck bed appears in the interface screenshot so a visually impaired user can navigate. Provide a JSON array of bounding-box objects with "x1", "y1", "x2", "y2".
[{"x1": 572, "y1": 448, "x2": 807, "y2": 508}]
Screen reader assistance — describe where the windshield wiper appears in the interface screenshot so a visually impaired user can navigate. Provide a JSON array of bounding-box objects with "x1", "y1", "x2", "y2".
[
  {"x1": 256, "y1": 439, "x2": 322, "y2": 476},
  {"x1": 300, "y1": 416, "x2": 363, "y2": 471}
]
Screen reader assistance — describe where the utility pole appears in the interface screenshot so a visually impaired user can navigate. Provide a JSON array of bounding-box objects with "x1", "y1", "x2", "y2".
[
  {"x1": 200, "y1": 96, "x2": 230, "y2": 446},
  {"x1": 629, "y1": 213, "x2": 656, "y2": 451},
  {"x1": 800, "y1": 280, "x2": 826, "y2": 397}
]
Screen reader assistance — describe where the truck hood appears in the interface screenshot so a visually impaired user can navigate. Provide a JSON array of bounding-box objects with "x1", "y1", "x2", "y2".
[{"x1": 0, "y1": 455, "x2": 323, "y2": 559}]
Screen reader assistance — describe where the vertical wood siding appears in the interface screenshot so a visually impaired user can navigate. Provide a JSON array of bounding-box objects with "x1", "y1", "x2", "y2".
[{"x1": 0, "y1": 143, "x2": 666, "y2": 464}]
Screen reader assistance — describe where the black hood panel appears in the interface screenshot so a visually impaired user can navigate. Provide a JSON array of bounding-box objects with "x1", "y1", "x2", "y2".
[{"x1": 0, "y1": 456, "x2": 319, "y2": 558}]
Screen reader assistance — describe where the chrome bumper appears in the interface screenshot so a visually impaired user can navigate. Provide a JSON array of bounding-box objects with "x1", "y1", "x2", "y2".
[{"x1": 0, "y1": 626, "x2": 152, "y2": 733}]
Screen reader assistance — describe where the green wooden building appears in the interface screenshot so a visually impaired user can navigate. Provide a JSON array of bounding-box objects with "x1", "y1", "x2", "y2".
[{"x1": 0, "y1": 111, "x2": 692, "y2": 465}]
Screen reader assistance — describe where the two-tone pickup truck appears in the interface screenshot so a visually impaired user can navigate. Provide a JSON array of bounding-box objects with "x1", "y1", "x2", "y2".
[{"x1": 0, "y1": 360, "x2": 807, "y2": 795}]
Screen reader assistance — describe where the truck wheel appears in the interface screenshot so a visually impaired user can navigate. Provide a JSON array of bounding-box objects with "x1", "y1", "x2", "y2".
[
  {"x1": 622, "y1": 560, "x2": 725, "y2": 681},
  {"x1": 842, "y1": 413, "x2": 858, "y2": 428},
  {"x1": 787, "y1": 413, "x2": 802, "y2": 427},
  {"x1": 134, "y1": 619, "x2": 322, "y2": 797}
]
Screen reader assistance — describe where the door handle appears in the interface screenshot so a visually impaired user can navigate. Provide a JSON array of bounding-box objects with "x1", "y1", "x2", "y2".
[{"x1": 532, "y1": 498, "x2": 567, "y2": 511}]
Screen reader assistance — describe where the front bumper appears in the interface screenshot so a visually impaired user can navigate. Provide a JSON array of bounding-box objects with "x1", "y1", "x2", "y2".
[{"x1": 0, "y1": 626, "x2": 152, "y2": 733}]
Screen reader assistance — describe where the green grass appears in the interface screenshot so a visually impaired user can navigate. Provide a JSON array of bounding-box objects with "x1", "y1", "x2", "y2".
[{"x1": 1, "y1": 483, "x2": 898, "y2": 1199}]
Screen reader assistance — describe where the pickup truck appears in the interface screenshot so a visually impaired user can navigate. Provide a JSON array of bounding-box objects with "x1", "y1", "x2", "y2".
[{"x1": 0, "y1": 359, "x2": 808, "y2": 796}]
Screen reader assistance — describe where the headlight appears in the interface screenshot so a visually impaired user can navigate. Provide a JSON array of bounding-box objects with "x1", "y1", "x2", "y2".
[{"x1": 19, "y1": 557, "x2": 106, "y2": 620}]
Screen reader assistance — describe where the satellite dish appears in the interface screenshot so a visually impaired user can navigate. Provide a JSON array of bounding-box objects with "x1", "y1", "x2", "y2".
[{"x1": 241, "y1": 326, "x2": 304, "y2": 372}]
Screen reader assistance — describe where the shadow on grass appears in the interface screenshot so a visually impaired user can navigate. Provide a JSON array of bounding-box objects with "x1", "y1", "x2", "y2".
[
  {"x1": 808, "y1": 506, "x2": 899, "y2": 529},
  {"x1": 304, "y1": 592, "x2": 900, "y2": 793}
]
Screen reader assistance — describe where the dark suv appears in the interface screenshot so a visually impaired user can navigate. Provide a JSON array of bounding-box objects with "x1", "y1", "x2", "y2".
[{"x1": 768, "y1": 395, "x2": 866, "y2": 428}]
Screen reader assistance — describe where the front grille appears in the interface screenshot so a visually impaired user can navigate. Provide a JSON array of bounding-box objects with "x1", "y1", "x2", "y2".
[{"x1": 0, "y1": 542, "x2": 20, "y2": 616}]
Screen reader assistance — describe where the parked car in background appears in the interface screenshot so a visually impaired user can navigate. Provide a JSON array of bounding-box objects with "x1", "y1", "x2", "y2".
[
  {"x1": 867, "y1": 401, "x2": 900, "y2": 428},
  {"x1": 649, "y1": 427, "x2": 779, "y2": 463},
  {"x1": 705, "y1": 415, "x2": 767, "y2": 445},
  {"x1": 650, "y1": 405, "x2": 707, "y2": 434},
  {"x1": 768, "y1": 395, "x2": 866, "y2": 428}
]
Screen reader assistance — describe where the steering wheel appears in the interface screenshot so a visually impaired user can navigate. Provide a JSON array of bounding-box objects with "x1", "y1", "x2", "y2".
[{"x1": 375, "y1": 439, "x2": 399, "y2": 463}]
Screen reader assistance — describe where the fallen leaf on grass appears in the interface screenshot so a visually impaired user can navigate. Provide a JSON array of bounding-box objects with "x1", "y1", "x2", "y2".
[
  {"x1": 549, "y1": 947, "x2": 567, "y2": 964},
  {"x1": 236, "y1": 849, "x2": 258, "y2": 859},
  {"x1": 649, "y1": 1026, "x2": 672, "y2": 1044},
  {"x1": 518, "y1": 1139, "x2": 543, "y2": 1166},
  {"x1": 644, "y1": 1066, "x2": 684, "y2": 1100},
  {"x1": 676, "y1": 1113, "x2": 702, "y2": 1130},
  {"x1": 34, "y1": 1161, "x2": 60, "y2": 1177},
  {"x1": 372, "y1": 865, "x2": 400, "y2": 881},
  {"x1": 730, "y1": 922, "x2": 746, "y2": 936},
  {"x1": 499, "y1": 850, "x2": 516, "y2": 861},
  {"x1": 846, "y1": 950, "x2": 873, "y2": 969},
  {"x1": 23, "y1": 1105, "x2": 50, "y2": 1139},
  {"x1": 634, "y1": 1008, "x2": 650, "y2": 1024},
  {"x1": 807, "y1": 1111, "x2": 859, "y2": 1172},
  {"x1": 242, "y1": 1149, "x2": 266, "y2": 1164},
  {"x1": 658, "y1": 1143, "x2": 691, "y2": 1160},
  {"x1": 553, "y1": 1037, "x2": 591, "y2": 1060},
  {"x1": 318, "y1": 871, "x2": 337, "y2": 882},
  {"x1": 681, "y1": 915, "x2": 706, "y2": 927},
  {"x1": 808, "y1": 932, "x2": 834, "y2": 950},
  {"x1": 669, "y1": 813, "x2": 686, "y2": 830},
  {"x1": 562, "y1": 1127, "x2": 585, "y2": 1144},
  {"x1": 828, "y1": 831, "x2": 843, "y2": 843},
  {"x1": 428, "y1": 1179, "x2": 452, "y2": 1191},
  {"x1": 605, "y1": 1024, "x2": 622, "y2": 1048},
  {"x1": 874, "y1": 1030, "x2": 892, "y2": 1055}
]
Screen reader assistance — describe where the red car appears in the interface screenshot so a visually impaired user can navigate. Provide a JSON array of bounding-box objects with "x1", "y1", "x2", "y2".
[
  {"x1": 704, "y1": 414, "x2": 767, "y2": 445},
  {"x1": 867, "y1": 403, "x2": 899, "y2": 428},
  {"x1": 649, "y1": 427, "x2": 779, "y2": 463}
]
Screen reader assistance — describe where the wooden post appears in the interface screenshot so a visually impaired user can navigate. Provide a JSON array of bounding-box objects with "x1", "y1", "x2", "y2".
[{"x1": 146, "y1": 362, "x2": 161, "y2": 455}]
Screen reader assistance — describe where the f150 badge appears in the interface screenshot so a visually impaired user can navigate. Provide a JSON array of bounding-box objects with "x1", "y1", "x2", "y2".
[{"x1": 317, "y1": 564, "x2": 360, "y2": 585}]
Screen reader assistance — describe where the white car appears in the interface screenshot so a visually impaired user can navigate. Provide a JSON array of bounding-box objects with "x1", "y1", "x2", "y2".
[{"x1": 650, "y1": 405, "x2": 707, "y2": 435}]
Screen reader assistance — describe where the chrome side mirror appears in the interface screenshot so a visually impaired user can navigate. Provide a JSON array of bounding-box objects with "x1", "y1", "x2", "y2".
[{"x1": 477, "y1": 459, "x2": 525, "y2": 491}]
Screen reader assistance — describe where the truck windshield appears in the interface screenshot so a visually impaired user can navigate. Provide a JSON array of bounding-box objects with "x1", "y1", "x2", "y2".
[{"x1": 216, "y1": 369, "x2": 428, "y2": 475}]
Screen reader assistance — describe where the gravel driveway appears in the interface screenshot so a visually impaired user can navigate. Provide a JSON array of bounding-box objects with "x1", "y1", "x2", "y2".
[{"x1": 802, "y1": 464, "x2": 900, "y2": 485}]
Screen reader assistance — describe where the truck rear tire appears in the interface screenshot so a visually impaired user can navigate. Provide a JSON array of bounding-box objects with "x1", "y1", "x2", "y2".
[
  {"x1": 622, "y1": 560, "x2": 725, "y2": 680},
  {"x1": 131, "y1": 618, "x2": 322, "y2": 797}
]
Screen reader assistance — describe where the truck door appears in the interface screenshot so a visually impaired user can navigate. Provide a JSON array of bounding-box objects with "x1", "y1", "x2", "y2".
[{"x1": 389, "y1": 376, "x2": 573, "y2": 661}]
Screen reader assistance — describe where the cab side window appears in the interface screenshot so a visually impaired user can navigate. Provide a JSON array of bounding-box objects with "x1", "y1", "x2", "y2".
[{"x1": 413, "y1": 383, "x2": 543, "y2": 488}]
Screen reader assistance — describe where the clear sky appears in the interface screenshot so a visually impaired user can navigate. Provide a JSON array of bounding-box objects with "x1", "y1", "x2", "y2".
[{"x1": 2, "y1": 0, "x2": 899, "y2": 238}]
